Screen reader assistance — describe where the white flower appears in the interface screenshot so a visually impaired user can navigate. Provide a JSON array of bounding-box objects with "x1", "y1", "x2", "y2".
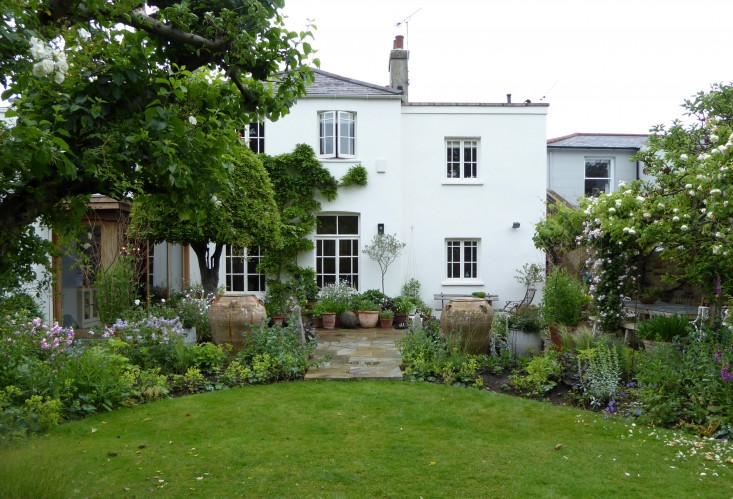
[
  {"x1": 713, "y1": 245, "x2": 722, "y2": 255},
  {"x1": 32, "y1": 59, "x2": 55, "y2": 77},
  {"x1": 643, "y1": 212, "x2": 651, "y2": 218},
  {"x1": 78, "y1": 28, "x2": 91, "y2": 41},
  {"x1": 672, "y1": 216, "x2": 680, "y2": 222},
  {"x1": 188, "y1": 116, "x2": 197, "y2": 125},
  {"x1": 161, "y1": 299, "x2": 166, "y2": 303},
  {"x1": 615, "y1": 199, "x2": 622, "y2": 207},
  {"x1": 680, "y1": 154, "x2": 688, "y2": 161},
  {"x1": 619, "y1": 181, "x2": 627, "y2": 188},
  {"x1": 707, "y1": 211, "x2": 715, "y2": 219},
  {"x1": 685, "y1": 184, "x2": 693, "y2": 189},
  {"x1": 55, "y1": 59, "x2": 69, "y2": 74},
  {"x1": 608, "y1": 207, "x2": 616, "y2": 213},
  {"x1": 680, "y1": 225, "x2": 689, "y2": 231},
  {"x1": 711, "y1": 134, "x2": 720, "y2": 143},
  {"x1": 134, "y1": 299, "x2": 141, "y2": 306},
  {"x1": 716, "y1": 232, "x2": 724, "y2": 239},
  {"x1": 688, "y1": 190, "x2": 696, "y2": 196},
  {"x1": 53, "y1": 71, "x2": 65, "y2": 84},
  {"x1": 710, "y1": 188, "x2": 722, "y2": 196}
]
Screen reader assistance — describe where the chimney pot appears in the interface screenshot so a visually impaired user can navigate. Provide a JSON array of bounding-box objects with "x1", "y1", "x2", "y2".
[
  {"x1": 393, "y1": 35, "x2": 404, "y2": 49},
  {"x1": 507, "y1": 93, "x2": 512, "y2": 104}
]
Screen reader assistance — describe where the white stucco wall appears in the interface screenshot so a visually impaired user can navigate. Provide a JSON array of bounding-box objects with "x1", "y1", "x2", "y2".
[
  {"x1": 400, "y1": 105, "x2": 548, "y2": 309},
  {"x1": 211, "y1": 96, "x2": 548, "y2": 311},
  {"x1": 547, "y1": 148, "x2": 641, "y2": 205}
]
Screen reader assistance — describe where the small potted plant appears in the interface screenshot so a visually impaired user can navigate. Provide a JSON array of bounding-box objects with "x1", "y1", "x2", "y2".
[
  {"x1": 638, "y1": 287, "x2": 661, "y2": 304},
  {"x1": 636, "y1": 314, "x2": 690, "y2": 350},
  {"x1": 379, "y1": 309, "x2": 394, "y2": 328},
  {"x1": 393, "y1": 296, "x2": 414, "y2": 329}
]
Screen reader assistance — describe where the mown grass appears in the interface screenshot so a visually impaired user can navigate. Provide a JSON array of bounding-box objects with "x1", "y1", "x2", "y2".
[{"x1": 1, "y1": 381, "x2": 731, "y2": 498}]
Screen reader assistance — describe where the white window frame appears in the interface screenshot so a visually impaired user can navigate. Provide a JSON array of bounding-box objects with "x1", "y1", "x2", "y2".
[
  {"x1": 443, "y1": 239, "x2": 483, "y2": 285},
  {"x1": 315, "y1": 214, "x2": 359, "y2": 289},
  {"x1": 319, "y1": 111, "x2": 356, "y2": 159},
  {"x1": 225, "y1": 246, "x2": 266, "y2": 293},
  {"x1": 240, "y1": 122, "x2": 265, "y2": 154},
  {"x1": 445, "y1": 138, "x2": 480, "y2": 182},
  {"x1": 584, "y1": 157, "x2": 613, "y2": 197}
]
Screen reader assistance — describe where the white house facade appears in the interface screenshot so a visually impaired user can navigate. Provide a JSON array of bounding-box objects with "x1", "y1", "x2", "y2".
[
  {"x1": 200, "y1": 36, "x2": 549, "y2": 309},
  {"x1": 547, "y1": 133, "x2": 649, "y2": 205}
]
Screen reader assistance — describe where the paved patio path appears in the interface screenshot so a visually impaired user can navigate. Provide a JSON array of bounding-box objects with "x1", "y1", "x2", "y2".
[{"x1": 304, "y1": 327, "x2": 405, "y2": 380}]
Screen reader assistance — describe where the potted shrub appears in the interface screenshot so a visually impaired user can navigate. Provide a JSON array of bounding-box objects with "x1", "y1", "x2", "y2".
[
  {"x1": 317, "y1": 281, "x2": 358, "y2": 327},
  {"x1": 318, "y1": 299, "x2": 338, "y2": 329},
  {"x1": 310, "y1": 301, "x2": 326, "y2": 328},
  {"x1": 393, "y1": 296, "x2": 414, "y2": 329},
  {"x1": 636, "y1": 314, "x2": 690, "y2": 350},
  {"x1": 507, "y1": 307, "x2": 547, "y2": 357},
  {"x1": 355, "y1": 297, "x2": 380, "y2": 328},
  {"x1": 638, "y1": 287, "x2": 662, "y2": 304},
  {"x1": 379, "y1": 309, "x2": 394, "y2": 328},
  {"x1": 264, "y1": 282, "x2": 289, "y2": 326}
]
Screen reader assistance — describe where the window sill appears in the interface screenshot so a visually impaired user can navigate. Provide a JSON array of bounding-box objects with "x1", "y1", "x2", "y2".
[
  {"x1": 320, "y1": 157, "x2": 359, "y2": 163},
  {"x1": 442, "y1": 180, "x2": 483, "y2": 186},
  {"x1": 441, "y1": 279, "x2": 485, "y2": 286}
]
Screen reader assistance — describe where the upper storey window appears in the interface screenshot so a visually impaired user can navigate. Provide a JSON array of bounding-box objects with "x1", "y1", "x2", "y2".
[{"x1": 319, "y1": 111, "x2": 355, "y2": 159}]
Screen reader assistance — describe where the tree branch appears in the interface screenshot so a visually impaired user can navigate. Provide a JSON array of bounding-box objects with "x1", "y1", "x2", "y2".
[{"x1": 126, "y1": 10, "x2": 230, "y2": 53}]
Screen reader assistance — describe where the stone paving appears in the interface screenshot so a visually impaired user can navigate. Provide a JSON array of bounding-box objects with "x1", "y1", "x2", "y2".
[{"x1": 304, "y1": 327, "x2": 405, "y2": 380}]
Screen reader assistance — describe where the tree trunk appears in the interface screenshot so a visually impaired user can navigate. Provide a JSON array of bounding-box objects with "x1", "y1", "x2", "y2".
[{"x1": 190, "y1": 241, "x2": 224, "y2": 296}]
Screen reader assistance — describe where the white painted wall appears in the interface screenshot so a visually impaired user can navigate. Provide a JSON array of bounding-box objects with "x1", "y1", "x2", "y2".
[
  {"x1": 211, "y1": 97, "x2": 548, "y2": 311},
  {"x1": 548, "y1": 148, "x2": 641, "y2": 205},
  {"x1": 401, "y1": 105, "x2": 548, "y2": 309}
]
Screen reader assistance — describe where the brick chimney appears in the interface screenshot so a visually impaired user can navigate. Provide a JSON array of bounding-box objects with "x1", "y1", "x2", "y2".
[{"x1": 389, "y1": 35, "x2": 409, "y2": 103}]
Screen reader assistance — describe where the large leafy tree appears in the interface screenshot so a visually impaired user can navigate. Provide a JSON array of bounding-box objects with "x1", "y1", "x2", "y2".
[
  {"x1": 130, "y1": 146, "x2": 281, "y2": 295},
  {"x1": 0, "y1": 0, "x2": 316, "y2": 290}
]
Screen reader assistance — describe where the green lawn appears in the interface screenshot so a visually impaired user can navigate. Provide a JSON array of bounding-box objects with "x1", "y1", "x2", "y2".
[{"x1": 1, "y1": 381, "x2": 731, "y2": 498}]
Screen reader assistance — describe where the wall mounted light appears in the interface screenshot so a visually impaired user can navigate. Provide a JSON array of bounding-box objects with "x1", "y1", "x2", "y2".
[
  {"x1": 378, "y1": 223, "x2": 384, "y2": 235},
  {"x1": 512, "y1": 222, "x2": 521, "y2": 229}
]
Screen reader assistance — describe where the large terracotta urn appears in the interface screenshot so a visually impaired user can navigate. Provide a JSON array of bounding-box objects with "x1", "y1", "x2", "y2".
[
  {"x1": 208, "y1": 294, "x2": 265, "y2": 349},
  {"x1": 440, "y1": 297, "x2": 494, "y2": 354}
]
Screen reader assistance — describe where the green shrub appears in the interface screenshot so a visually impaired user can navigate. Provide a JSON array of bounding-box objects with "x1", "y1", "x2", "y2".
[
  {"x1": 104, "y1": 315, "x2": 185, "y2": 370},
  {"x1": 578, "y1": 344, "x2": 621, "y2": 409},
  {"x1": 220, "y1": 361, "x2": 252, "y2": 387},
  {"x1": 95, "y1": 255, "x2": 139, "y2": 324},
  {"x1": 634, "y1": 327, "x2": 733, "y2": 436},
  {"x1": 237, "y1": 323, "x2": 313, "y2": 382},
  {"x1": 509, "y1": 351, "x2": 561, "y2": 397},
  {"x1": 173, "y1": 342, "x2": 230, "y2": 375},
  {"x1": 0, "y1": 292, "x2": 43, "y2": 320},
  {"x1": 340, "y1": 164, "x2": 368, "y2": 186},
  {"x1": 636, "y1": 314, "x2": 691, "y2": 342},
  {"x1": 58, "y1": 346, "x2": 137, "y2": 417},
  {"x1": 542, "y1": 267, "x2": 585, "y2": 327}
]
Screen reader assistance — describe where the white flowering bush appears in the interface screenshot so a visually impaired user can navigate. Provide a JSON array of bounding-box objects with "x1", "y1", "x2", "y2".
[{"x1": 29, "y1": 37, "x2": 68, "y2": 83}]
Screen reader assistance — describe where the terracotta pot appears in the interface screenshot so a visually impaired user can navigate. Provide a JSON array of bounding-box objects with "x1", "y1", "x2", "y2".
[
  {"x1": 379, "y1": 317, "x2": 394, "y2": 328},
  {"x1": 440, "y1": 297, "x2": 494, "y2": 355},
  {"x1": 322, "y1": 312, "x2": 336, "y2": 330},
  {"x1": 311, "y1": 316, "x2": 323, "y2": 328},
  {"x1": 209, "y1": 294, "x2": 265, "y2": 349},
  {"x1": 357, "y1": 310, "x2": 379, "y2": 328},
  {"x1": 270, "y1": 314, "x2": 285, "y2": 327},
  {"x1": 639, "y1": 297, "x2": 658, "y2": 304}
]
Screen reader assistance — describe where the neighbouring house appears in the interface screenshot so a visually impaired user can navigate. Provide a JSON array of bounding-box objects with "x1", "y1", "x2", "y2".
[
  {"x1": 193, "y1": 36, "x2": 549, "y2": 310},
  {"x1": 547, "y1": 133, "x2": 649, "y2": 206}
]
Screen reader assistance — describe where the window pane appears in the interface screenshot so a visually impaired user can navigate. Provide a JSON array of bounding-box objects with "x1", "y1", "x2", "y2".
[
  {"x1": 231, "y1": 275, "x2": 244, "y2": 292},
  {"x1": 323, "y1": 257, "x2": 336, "y2": 274},
  {"x1": 317, "y1": 216, "x2": 337, "y2": 235},
  {"x1": 338, "y1": 216, "x2": 359, "y2": 235},
  {"x1": 319, "y1": 112, "x2": 334, "y2": 156},
  {"x1": 323, "y1": 239, "x2": 336, "y2": 254},
  {"x1": 585, "y1": 179, "x2": 610, "y2": 197},
  {"x1": 585, "y1": 160, "x2": 610, "y2": 178},
  {"x1": 339, "y1": 257, "x2": 352, "y2": 273}
]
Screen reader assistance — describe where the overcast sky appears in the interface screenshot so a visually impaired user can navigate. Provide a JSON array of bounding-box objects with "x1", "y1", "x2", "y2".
[{"x1": 282, "y1": 0, "x2": 733, "y2": 139}]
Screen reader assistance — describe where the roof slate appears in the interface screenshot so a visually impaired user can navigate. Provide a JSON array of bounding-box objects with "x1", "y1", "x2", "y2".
[
  {"x1": 547, "y1": 133, "x2": 648, "y2": 149},
  {"x1": 305, "y1": 68, "x2": 402, "y2": 97}
]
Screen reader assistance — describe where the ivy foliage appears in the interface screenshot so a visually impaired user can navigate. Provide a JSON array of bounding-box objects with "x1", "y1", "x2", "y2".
[
  {"x1": 340, "y1": 164, "x2": 368, "y2": 187},
  {"x1": 0, "y1": 0, "x2": 317, "y2": 292},
  {"x1": 258, "y1": 144, "x2": 338, "y2": 279}
]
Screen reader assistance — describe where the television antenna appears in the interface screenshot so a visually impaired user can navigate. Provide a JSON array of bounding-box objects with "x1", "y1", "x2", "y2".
[{"x1": 395, "y1": 8, "x2": 422, "y2": 49}]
